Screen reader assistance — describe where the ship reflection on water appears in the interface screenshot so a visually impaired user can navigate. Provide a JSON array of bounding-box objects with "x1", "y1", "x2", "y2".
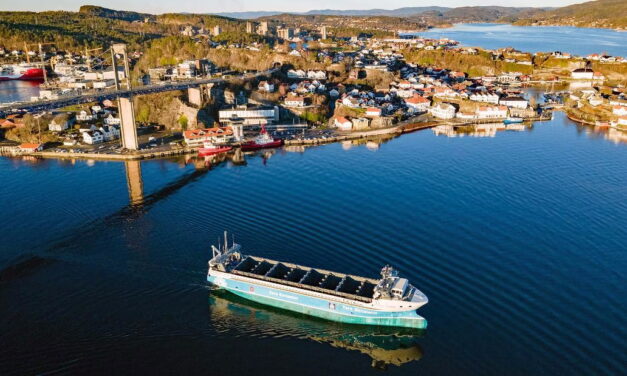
[{"x1": 208, "y1": 289, "x2": 424, "y2": 370}]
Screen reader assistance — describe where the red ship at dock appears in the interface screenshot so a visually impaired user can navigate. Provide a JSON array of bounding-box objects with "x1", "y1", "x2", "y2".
[{"x1": 240, "y1": 125, "x2": 283, "y2": 151}]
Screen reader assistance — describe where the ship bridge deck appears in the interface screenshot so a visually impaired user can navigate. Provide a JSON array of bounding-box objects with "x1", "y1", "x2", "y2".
[{"x1": 230, "y1": 256, "x2": 378, "y2": 303}]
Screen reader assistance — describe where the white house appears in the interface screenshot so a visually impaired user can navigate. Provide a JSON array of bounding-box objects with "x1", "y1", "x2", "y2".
[
  {"x1": 612, "y1": 106, "x2": 627, "y2": 116},
  {"x1": 470, "y1": 93, "x2": 500, "y2": 104},
  {"x1": 76, "y1": 110, "x2": 96, "y2": 122},
  {"x1": 307, "y1": 70, "x2": 326, "y2": 80},
  {"x1": 456, "y1": 112, "x2": 477, "y2": 120},
  {"x1": 48, "y1": 115, "x2": 74, "y2": 132},
  {"x1": 285, "y1": 94, "x2": 306, "y2": 107},
  {"x1": 396, "y1": 89, "x2": 415, "y2": 99},
  {"x1": 476, "y1": 106, "x2": 508, "y2": 119},
  {"x1": 499, "y1": 96, "x2": 528, "y2": 109},
  {"x1": 99, "y1": 125, "x2": 120, "y2": 141},
  {"x1": 429, "y1": 103, "x2": 456, "y2": 119},
  {"x1": 333, "y1": 116, "x2": 352, "y2": 131},
  {"x1": 571, "y1": 68, "x2": 594, "y2": 80},
  {"x1": 83, "y1": 130, "x2": 104, "y2": 144},
  {"x1": 104, "y1": 114, "x2": 121, "y2": 125},
  {"x1": 366, "y1": 107, "x2": 382, "y2": 117},
  {"x1": 405, "y1": 95, "x2": 430, "y2": 112},
  {"x1": 341, "y1": 96, "x2": 361, "y2": 108},
  {"x1": 287, "y1": 69, "x2": 306, "y2": 79}
]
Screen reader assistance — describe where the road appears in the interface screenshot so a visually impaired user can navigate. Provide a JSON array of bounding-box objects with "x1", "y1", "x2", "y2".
[{"x1": 0, "y1": 69, "x2": 276, "y2": 115}]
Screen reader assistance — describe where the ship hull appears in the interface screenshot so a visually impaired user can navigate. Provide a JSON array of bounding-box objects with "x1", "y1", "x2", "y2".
[
  {"x1": 240, "y1": 139, "x2": 283, "y2": 151},
  {"x1": 198, "y1": 146, "x2": 232, "y2": 156},
  {"x1": 503, "y1": 118, "x2": 523, "y2": 124},
  {"x1": 207, "y1": 273, "x2": 427, "y2": 329},
  {"x1": 0, "y1": 68, "x2": 44, "y2": 81}
]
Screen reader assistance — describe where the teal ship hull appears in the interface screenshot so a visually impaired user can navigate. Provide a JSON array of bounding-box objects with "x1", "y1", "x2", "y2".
[{"x1": 207, "y1": 274, "x2": 428, "y2": 329}]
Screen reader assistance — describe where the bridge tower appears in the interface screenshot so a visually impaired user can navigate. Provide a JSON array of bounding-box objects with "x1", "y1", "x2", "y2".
[
  {"x1": 188, "y1": 87, "x2": 203, "y2": 108},
  {"x1": 111, "y1": 44, "x2": 139, "y2": 151}
]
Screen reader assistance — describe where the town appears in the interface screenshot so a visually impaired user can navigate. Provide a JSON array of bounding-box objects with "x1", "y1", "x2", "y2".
[{"x1": 1, "y1": 7, "x2": 626, "y2": 158}]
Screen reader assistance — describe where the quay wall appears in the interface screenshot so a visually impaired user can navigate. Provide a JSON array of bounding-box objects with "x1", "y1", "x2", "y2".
[{"x1": 26, "y1": 148, "x2": 197, "y2": 161}]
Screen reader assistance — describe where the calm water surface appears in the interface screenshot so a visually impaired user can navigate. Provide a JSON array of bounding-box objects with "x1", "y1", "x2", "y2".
[
  {"x1": 417, "y1": 23, "x2": 627, "y2": 56},
  {"x1": 0, "y1": 113, "x2": 626, "y2": 375},
  {"x1": 0, "y1": 80, "x2": 41, "y2": 103}
]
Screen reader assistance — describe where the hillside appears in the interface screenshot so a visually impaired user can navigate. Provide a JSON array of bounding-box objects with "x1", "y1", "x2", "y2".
[
  {"x1": 0, "y1": 7, "x2": 247, "y2": 51},
  {"x1": 0, "y1": 10, "x2": 166, "y2": 50},
  {"x1": 78, "y1": 5, "x2": 153, "y2": 22},
  {"x1": 512, "y1": 0, "x2": 627, "y2": 29}
]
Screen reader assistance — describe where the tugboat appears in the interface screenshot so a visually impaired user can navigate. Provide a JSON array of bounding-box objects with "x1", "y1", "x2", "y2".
[
  {"x1": 240, "y1": 125, "x2": 283, "y2": 151},
  {"x1": 198, "y1": 142, "x2": 232, "y2": 156},
  {"x1": 503, "y1": 117, "x2": 524, "y2": 125}
]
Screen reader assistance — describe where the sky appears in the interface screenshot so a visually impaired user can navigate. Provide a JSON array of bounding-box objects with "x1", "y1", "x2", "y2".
[{"x1": 0, "y1": 0, "x2": 590, "y2": 14}]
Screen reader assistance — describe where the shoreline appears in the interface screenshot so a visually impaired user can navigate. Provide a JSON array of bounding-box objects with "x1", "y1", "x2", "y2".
[{"x1": 6, "y1": 116, "x2": 557, "y2": 162}]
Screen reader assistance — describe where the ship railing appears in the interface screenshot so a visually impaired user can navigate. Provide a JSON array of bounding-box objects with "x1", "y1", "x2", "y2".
[{"x1": 231, "y1": 269, "x2": 373, "y2": 303}]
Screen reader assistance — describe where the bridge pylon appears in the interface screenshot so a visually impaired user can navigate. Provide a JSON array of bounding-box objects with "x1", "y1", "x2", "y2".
[
  {"x1": 111, "y1": 44, "x2": 139, "y2": 150},
  {"x1": 119, "y1": 97, "x2": 139, "y2": 150}
]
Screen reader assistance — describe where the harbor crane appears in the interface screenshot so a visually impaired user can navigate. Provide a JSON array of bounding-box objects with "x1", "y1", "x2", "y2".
[
  {"x1": 23, "y1": 42, "x2": 54, "y2": 83},
  {"x1": 84, "y1": 47, "x2": 103, "y2": 72}
]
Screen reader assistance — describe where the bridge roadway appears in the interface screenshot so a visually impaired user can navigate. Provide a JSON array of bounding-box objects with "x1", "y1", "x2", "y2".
[{"x1": 0, "y1": 69, "x2": 276, "y2": 115}]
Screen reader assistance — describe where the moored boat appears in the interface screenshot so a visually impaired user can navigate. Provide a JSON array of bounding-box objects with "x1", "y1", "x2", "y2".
[
  {"x1": 0, "y1": 64, "x2": 44, "y2": 81},
  {"x1": 503, "y1": 117, "x2": 524, "y2": 125},
  {"x1": 198, "y1": 142, "x2": 232, "y2": 156},
  {"x1": 240, "y1": 125, "x2": 283, "y2": 151},
  {"x1": 207, "y1": 232, "x2": 428, "y2": 329}
]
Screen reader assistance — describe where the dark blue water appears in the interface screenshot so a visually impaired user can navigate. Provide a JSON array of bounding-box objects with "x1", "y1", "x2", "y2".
[
  {"x1": 417, "y1": 23, "x2": 627, "y2": 56},
  {"x1": 1, "y1": 113, "x2": 626, "y2": 375}
]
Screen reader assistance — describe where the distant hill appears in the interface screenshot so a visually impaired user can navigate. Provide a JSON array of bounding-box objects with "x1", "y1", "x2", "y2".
[
  {"x1": 436, "y1": 7, "x2": 539, "y2": 22},
  {"x1": 211, "y1": 7, "x2": 451, "y2": 19},
  {"x1": 301, "y1": 7, "x2": 451, "y2": 17},
  {"x1": 512, "y1": 0, "x2": 627, "y2": 29},
  {"x1": 210, "y1": 11, "x2": 284, "y2": 20},
  {"x1": 78, "y1": 5, "x2": 152, "y2": 22},
  {"x1": 212, "y1": 6, "x2": 540, "y2": 23},
  {"x1": 402, "y1": 6, "x2": 545, "y2": 25}
]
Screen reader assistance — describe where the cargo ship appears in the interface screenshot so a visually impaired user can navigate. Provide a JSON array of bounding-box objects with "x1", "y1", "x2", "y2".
[
  {"x1": 0, "y1": 64, "x2": 45, "y2": 80},
  {"x1": 207, "y1": 233, "x2": 428, "y2": 329}
]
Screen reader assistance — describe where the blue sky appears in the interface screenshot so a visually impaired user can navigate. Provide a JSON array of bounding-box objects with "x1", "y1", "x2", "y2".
[{"x1": 0, "y1": 0, "x2": 589, "y2": 13}]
